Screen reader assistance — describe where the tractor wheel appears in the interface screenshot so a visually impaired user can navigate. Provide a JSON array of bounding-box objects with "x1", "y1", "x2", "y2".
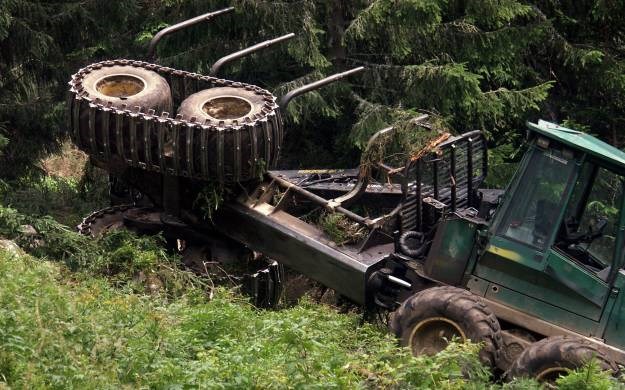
[
  {"x1": 73, "y1": 65, "x2": 173, "y2": 162},
  {"x1": 390, "y1": 286, "x2": 503, "y2": 367},
  {"x1": 507, "y1": 335, "x2": 618, "y2": 383},
  {"x1": 77, "y1": 205, "x2": 163, "y2": 238},
  {"x1": 177, "y1": 86, "x2": 284, "y2": 182},
  {"x1": 77, "y1": 205, "x2": 134, "y2": 237},
  {"x1": 177, "y1": 86, "x2": 268, "y2": 126},
  {"x1": 79, "y1": 65, "x2": 173, "y2": 113}
]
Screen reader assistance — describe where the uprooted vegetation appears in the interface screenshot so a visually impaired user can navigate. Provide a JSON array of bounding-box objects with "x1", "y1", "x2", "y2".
[{"x1": 360, "y1": 114, "x2": 452, "y2": 174}]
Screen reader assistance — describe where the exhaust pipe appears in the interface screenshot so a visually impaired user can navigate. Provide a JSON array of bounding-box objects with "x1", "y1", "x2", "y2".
[
  {"x1": 209, "y1": 33, "x2": 296, "y2": 76},
  {"x1": 147, "y1": 7, "x2": 235, "y2": 60},
  {"x1": 278, "y1": 66, "x2": 365, "y2": 110}
]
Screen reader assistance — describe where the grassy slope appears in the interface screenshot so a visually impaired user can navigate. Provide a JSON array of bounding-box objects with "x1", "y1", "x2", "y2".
[{"x1": 0, "y1": 249, "x2": 494, "y2": 389}]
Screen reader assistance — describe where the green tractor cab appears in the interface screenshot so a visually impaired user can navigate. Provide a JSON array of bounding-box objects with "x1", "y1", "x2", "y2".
[{"x1": 420, "y1": 119, "x2": 625, "y2": 376}]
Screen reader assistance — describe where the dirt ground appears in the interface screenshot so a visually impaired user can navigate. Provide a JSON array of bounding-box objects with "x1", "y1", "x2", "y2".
[{"x1": 40, "y1": 140, "x2": 89, "y2": 180}]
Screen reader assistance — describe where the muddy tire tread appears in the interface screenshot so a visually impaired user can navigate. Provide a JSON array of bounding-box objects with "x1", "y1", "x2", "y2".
[
  {"x1": 390, "y1": 286, "x2": 503, "y2": 366},
  {"x1": 507, "y1": 335, "x2": 618, "y2": 380}
]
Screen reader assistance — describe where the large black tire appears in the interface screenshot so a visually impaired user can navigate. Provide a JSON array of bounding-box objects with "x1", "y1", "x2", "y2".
[
  {"x1": 178, "y1": 87, "x2": 268, "y2": 126},
  {"x1": 79, "y1": 65, "x2": 173, "y2": 113},
  {"x1": 390, "y1": 286, "x2": 503, "y2": 367},
  {"x1": 507, "y1": 335, "x2": 618, "y2": 383},
  {"x1": 177, "y1": 86, "x2": 283, "y2": 182},
  {"x1": 69, "y1": 60, "x2": 284, "y2": 185},
  {"x1": 72, "y1": 64, "x2": 173, "y2": 167},
  {"x1": 77, "y1": 205, "x2": 134, "y2": 237}
]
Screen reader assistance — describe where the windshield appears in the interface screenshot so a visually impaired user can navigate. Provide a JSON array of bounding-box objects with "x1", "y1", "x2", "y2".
[{"x1": 497, "y1": 147, "x2": 576, "y2": 250}]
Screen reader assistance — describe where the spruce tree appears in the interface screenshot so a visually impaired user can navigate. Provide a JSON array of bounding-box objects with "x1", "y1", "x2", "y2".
[{"x1": 1, "y1": 0, "x2": 624, "y2": 184}]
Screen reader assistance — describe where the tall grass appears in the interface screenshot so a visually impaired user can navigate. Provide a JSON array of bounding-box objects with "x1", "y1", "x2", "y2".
[{"x1": 0, "y1": 249, "x2": 495, "y2": 389}]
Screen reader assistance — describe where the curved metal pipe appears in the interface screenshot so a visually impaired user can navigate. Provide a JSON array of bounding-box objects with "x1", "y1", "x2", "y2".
[
  {"x1": 147, "y1": 7, "x2": 235, "y2": 60},
  {"x1": 209, "y1": 33, "x2": 296, "y2": 76},
  {"x1": 330, "y1": 126, "x2": 394, "y2": 208},
  {"x1": 278, "y1": 66, "x2": 365, "y2": 110}
]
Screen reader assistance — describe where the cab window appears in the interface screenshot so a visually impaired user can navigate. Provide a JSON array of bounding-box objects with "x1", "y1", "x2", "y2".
[
  {"x1": 498, "y1": 147, "x2": 576, "y2": 250},
  {"x1": 556, "y1": 163, "x2": 624, "y2": 278}
]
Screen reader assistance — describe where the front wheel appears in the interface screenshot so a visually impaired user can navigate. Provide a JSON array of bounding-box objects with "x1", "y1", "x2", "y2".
[
  {"x1": 507, "y1": 335, "x2": 618, "y2": 383},
  {"x1": 390, "y1": 286, "x2": 503, "y2": 367}
]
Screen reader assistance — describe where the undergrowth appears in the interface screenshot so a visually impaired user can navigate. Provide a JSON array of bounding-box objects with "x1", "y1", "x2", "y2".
[
  {"x1": 319, "y1": 212, "x2": 367, "y2": 245},
  {"x1": 0, "y1": 248, "x2": 493, "y2": 389},
  {"x1": 0, "y1": 180, "x2": 622, "y2": 388},
  {"x1": 360, "y1": 115, "x2": 451, "y2": 173},
  {"x1": 0, "y1": 204, "x2": 203, "y2": 297},
  {"x1": 0, "y1": 173, "x2": 107, "y2": 226},
  {"x1": 1, "y1": 242, "x2": 620, "y2": 389}
]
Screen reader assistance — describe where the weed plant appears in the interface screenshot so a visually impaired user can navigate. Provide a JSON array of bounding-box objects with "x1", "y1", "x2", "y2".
[{"x1": 0, "y1": 174, "x2": 108, "y2": 226}]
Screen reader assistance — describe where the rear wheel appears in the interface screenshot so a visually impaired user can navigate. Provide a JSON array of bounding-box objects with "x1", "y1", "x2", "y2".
[
  {"x1": 177, "y1": 87, "x2": 268, "y2": 126},
  {"x1": 79, "y1": 65, "x2": 173, "y2": 113},
  {"x1": 390, "y1": 286, "x2": 502, "y2": 367},
  {"x1": 507, "y1": 336, "x2": 618, "y2": 384}
]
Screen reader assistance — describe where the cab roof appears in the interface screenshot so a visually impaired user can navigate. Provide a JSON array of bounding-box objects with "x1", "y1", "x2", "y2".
[{"x1": 527, "y1": 120, "x2": 625, "y2": 170}]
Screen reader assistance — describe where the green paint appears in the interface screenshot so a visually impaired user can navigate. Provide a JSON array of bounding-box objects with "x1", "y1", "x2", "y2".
[
  {"x1": 603, "y1": 271, "x2": 625, "y2": 349},
  {"x1": 528, "y1": 120, "x2": 625, "y2": 171},
  {"x1": 424, "y1": 216, "x2": 478, "y2": 285},
  {"x1": 484, "y1": 282, "x2": 600, "y2": 336},
  {"x1": 428, "y1": 120, "x2": 625, "y2": 355}
]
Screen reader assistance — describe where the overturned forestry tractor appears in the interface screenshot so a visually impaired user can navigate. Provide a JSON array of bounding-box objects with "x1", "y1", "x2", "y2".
[{"x1": 71, "y1": 7, "x2": 625, "y2": 384}]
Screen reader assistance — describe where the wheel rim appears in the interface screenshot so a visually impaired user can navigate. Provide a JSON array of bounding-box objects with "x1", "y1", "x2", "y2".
[
  {"x1": 203, "y1": 96, "x2": 252, "y2": 120},
  {"x1": 536, "y1": 367, "x2": 570, "y2": 385},
  {"x1": 409, "y1": 316, "x2": 466, "y2": 356},
  {"x1": 95, "y1": 74, "x2": 145, "y2": 98}
]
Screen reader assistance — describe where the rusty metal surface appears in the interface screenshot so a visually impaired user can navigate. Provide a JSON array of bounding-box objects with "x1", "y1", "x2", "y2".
[
  {"x1": 278, "y1": 67, "x2": 365, "y2": 110},
  {"x1": 209, "y1": 33, "x2": 295, "y2": 76},
  {"x1": 270, "y1": 168, "x2": 403, "y2": 195},
  {"x1": 147, "y1": 7, "x2": 235, "y2": 59}
]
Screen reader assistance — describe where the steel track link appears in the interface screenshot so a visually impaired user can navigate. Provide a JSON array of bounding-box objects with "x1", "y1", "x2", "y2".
[
  {"x1": 77, "y1": 204, "x2": 135, "y2": 237},
  {"x1": 68, "y1": 59, "x2": 284, "y2": 184}
]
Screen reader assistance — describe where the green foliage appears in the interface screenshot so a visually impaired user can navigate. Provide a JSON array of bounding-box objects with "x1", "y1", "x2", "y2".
[
  {"x1": 273, "y1": 71, "x2": 341, "y2": 125},
  {"x1": 0, "y1": 205, "x2": 24, "y2": 237},
  {"x1": 193, "y1": 181, "x2": 225, "y2": 222},
  {"x1": 1, "y1": 175, "x2": 108, "y2": 226},
  {"x1": 355, "y1": 116, "x2": 449, "y2": 189},
  {"x1": 555, "y1": 359, "x2": 625, "y2": 390},
  {"x1": 485, "y1": 143, "x2": 523, "y2": 188},
  {"x1": 0, "y1": 0, "x2": 145, "y2": 176},
  {"x1": 319, "y1": 212, "x2": 366, "y2": 245},
  {"x1": 0, "y1": 126, "x2": 7, "y2": 155},
  {"x1": 0, "y1": 203, "x2": 202, "y2": 296},
  {"x1": 345, "y1": 0, "x2": 554, "y2": 153},
  {"x1": 0, "y1": 248, "x2": 501, "y2": 389},
  {"x1": 346, "y1": 0, "x2": 444, "y2": 60},
  {"x1": 2, "y1": 0, "x2": 625, "y2": 181}
]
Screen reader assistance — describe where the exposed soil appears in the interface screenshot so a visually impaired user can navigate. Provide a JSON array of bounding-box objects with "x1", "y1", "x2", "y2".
[{"x1": 40, "y1": 141, "x2": 89, "y2": 180}]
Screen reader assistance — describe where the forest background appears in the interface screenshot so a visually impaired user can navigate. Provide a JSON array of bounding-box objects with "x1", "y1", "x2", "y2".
[
  {"x1": 1, "y1": 1, "x2": 625, "y2": 387},
  {"x1": 2, "y1": 0, "x2": 625, "y2": 186}
]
